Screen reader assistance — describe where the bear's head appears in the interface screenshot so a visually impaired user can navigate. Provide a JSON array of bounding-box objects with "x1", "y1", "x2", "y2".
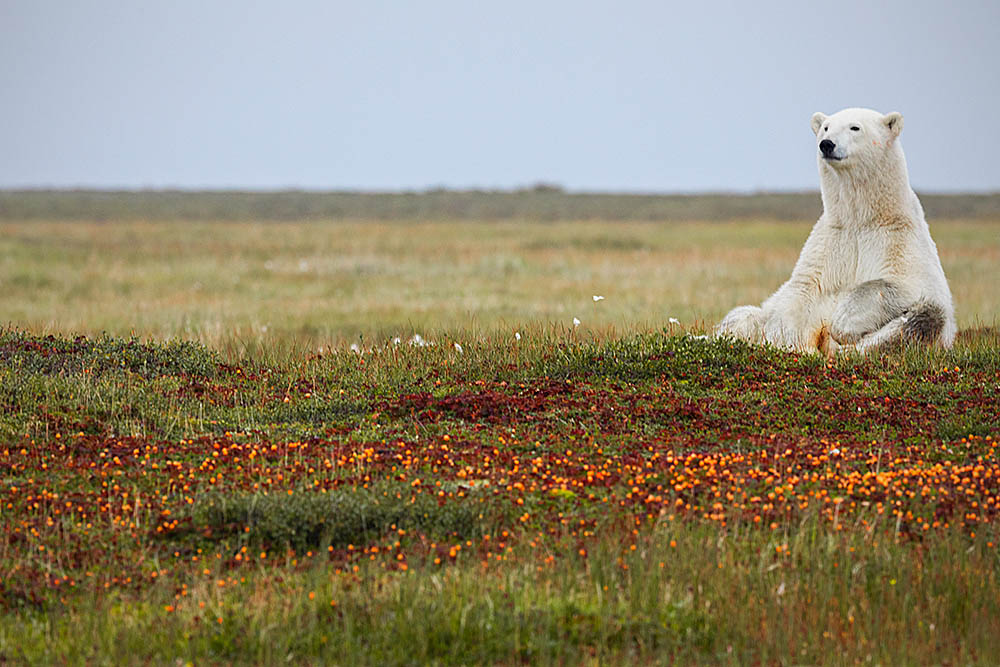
[{"x1": 809, "y1": 108, "x2": 903, "y2": 172}]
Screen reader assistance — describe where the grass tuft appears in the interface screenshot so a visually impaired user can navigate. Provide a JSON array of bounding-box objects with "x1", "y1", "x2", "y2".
[{"x1": 189, "y1": 484, "x2": 506, "y2": 552}]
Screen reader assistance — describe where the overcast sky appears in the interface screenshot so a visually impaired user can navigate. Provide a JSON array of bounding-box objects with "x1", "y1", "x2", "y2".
[{"x1": 2, "y1": 0, "x2": 998, "y2": 192}]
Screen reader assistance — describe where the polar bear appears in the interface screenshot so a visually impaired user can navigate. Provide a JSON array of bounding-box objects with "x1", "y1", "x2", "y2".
[{"x1": 715, "y1": 107, "x2": 956, "y2": 355}]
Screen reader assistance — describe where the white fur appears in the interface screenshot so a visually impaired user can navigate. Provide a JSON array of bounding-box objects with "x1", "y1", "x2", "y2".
[{"x1": 715, "y1": 107, "x2": 956, "y2": 354}]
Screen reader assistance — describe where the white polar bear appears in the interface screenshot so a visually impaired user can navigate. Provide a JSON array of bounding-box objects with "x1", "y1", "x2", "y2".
[{"x1": 715, "y1": 107, "x2": 956, "y2": 355}]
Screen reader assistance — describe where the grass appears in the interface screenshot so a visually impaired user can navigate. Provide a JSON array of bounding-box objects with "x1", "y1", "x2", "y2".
[
  {"x1": 1, "y1": 218, "x2": 997, "y2": 352},
  {"x1": 1, "y1": 209, "x2": 999, "y2": 663},
  {"x1": 8, "y1": 524, "x2": 999, "y2": 665},
  {"x1": 0, "y1": 325, "x2": 999, "y2": 664}
]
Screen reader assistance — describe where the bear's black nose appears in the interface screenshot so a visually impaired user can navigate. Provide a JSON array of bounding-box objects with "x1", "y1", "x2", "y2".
[{"x1": 819, "y1": 139, "x2": 836, "y2": 156}]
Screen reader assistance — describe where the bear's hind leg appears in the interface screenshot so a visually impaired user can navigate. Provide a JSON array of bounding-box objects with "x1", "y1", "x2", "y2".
[
  {"x1": 830, "y1": 279, "x2": 907, "y2": 345},
  {"x1": 853, "y1": 301, "x2": 947, "y2": 353},
  {"x1": 901, "y1": 302, "x2": 947, "y2": 343}
]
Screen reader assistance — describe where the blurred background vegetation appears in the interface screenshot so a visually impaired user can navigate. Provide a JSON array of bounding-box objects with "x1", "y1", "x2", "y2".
[
  {"x1": 3, "y1": 188, "x2": 999, "y2": 221},
  {"x1": 1, "y1": 189, "x2": 996, "y2": 354}
]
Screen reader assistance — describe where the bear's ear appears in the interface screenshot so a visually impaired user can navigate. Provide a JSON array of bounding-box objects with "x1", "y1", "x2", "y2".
[
  {"x1": 883, "y1": 112, "x2": 903, "y2": 138},
  {"x1": 811, "y1": 112, "x2": 827, "y2": 136}
]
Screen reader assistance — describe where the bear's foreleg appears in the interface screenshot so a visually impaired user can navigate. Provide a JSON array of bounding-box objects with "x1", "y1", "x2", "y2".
[{"x1": 714, "y1": 305, "x2": 765, "y2": 343}]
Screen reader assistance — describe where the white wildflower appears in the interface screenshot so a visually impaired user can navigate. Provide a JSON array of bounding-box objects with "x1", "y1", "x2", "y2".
[
  {"x1": 453, "y1": 342, "x2": 463, "y2": 354},
  {"x1": 514, "y1": 332, "x2": 521, "y2": 341},
  {"x1": 573, "y1": 317, "x2": 581, "y2": 327},
  {"x1": 669, "y1": 317, "x2": 680, "y2": 325},
  {"x1": 409, "y1": 334, "x2": 433, "y2": 347},
  {"x1": 593, "y1": 295, "x2": 605, "y2": 302}
]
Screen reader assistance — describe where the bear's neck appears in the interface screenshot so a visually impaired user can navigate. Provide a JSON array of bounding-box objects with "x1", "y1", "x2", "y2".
[{"x1": 819, "y1": 147, "x2": 918, "y2": 225}]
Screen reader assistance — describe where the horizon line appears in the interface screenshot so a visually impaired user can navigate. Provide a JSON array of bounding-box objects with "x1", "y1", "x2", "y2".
[{"x1": 3, "y1": 186, "x2": 999, "y2": 197}]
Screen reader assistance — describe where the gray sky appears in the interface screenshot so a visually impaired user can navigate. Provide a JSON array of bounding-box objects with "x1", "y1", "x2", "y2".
[{"x1": 2, "y1": 0, "x2": 998, "y2": 192}]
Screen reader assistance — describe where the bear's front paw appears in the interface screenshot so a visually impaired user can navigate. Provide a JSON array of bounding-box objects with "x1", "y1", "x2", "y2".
[
  {"x1": 715, "y1": 305, "x2": 765, "y2": 342},
  {"x1": 762, "y1": 312, "x2": 807, "y2": 350}
]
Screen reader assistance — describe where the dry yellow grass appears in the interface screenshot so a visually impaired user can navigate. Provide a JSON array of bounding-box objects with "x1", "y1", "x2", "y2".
[{"x1": 1, "y1": 218, "x2": 996, "y2": 349}]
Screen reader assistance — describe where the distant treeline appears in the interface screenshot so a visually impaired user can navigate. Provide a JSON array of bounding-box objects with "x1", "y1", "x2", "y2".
[{"x1": 2, "y1": 188, "x2": 998, "y2": 222}]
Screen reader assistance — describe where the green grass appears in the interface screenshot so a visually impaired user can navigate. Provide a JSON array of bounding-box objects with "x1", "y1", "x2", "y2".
[
  {"x1": 3, "y1": 514, "x2": 999, "y2": 665},
  {"x1": 1, "y1": 326, "x2": 999, "y2": 664},
  {"x1": 190, "y1": 482, "x2": 507, "y2": 553}
]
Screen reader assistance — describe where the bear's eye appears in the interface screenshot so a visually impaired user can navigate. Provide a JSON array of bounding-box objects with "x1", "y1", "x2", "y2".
[
  {"x1": 850, "y1": 125, "x2": 860, "y2": 131},
  {"x1": 823, "y1": 125, "x2": 829, "y2": 132}
]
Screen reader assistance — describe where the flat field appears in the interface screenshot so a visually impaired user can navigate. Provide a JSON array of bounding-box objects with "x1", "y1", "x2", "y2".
[
  {"x1": 1, "y1": 207, "x2": 999, "y2": 664},
  {"x1": 1, "y1": 217, "x2": 997, "y2": 351}
]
